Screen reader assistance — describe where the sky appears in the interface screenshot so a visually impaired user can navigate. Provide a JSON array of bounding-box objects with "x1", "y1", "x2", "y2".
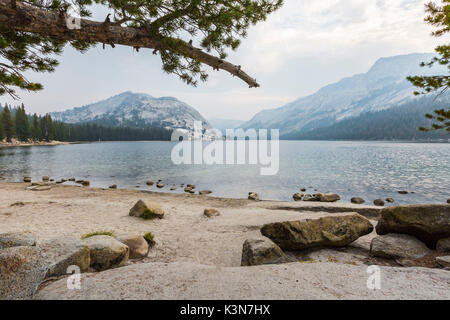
[{"x1": 1, "y1": 0, "x2": 442, "y2": 121}]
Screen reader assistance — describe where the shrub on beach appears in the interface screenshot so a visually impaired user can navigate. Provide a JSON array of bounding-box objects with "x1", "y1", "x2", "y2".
[
  {"x1": 80, "y1": 231, "x2": 115, "y2": 240},
  {"x1": 143, "y1": 232, "x2": 156, "y2": 248}
]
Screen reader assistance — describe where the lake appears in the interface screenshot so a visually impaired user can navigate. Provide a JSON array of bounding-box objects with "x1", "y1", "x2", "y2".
[{"x1": 0, "y1": 141, "x2": 448, "y2": 205}]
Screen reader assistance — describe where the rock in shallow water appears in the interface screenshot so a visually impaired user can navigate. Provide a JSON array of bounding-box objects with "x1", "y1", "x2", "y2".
[
  {"x1": 261, "y1": 213, "x2": 374, "y2": 251},
  {"x1": 241, "y1": 238, "x2": 294, "y2": 266},
  {"x1": 81, "y1": 235, "x2": 129, "y2": 271},
  {"x1": 373, "y1": 199, "x2": 385, "y2": 207},
  {"x1": 293, "y1": 193, "x2": 304, "y2": 201},
  {"x1": 316, "y1": 193, "x2": 341, "y2": 203},
  {"x1": 0, "y1": 246, "x2": 49, "y2": 299},
  {"x1": 39, "y1": 237, "x2": 90, "y2": 278},
  {"x1": 375, "y1": 204, "x2": 450, "y2": 248},
  {"x1": 351, "y1": 197, "x2": 365, "y2": 205},
  {"x1": 0, "y1": 232, "x2": 36, "y2": 249},
  {"x1": 370, "y1": 234, "x2": 432, "y2": 266}
]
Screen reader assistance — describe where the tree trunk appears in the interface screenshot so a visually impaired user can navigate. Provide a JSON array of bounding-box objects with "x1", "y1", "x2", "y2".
[{"x1": 0, "y1": 0, "x2": 259, "y2": 88}]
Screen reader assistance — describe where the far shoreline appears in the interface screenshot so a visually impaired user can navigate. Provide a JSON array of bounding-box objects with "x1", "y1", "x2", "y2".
[
  {"x1": 0, "y1": 141, "x2": 79, "y2": 148},
  {"x1": 1, "y1": 139, "x2": 449, "y2": 148}
]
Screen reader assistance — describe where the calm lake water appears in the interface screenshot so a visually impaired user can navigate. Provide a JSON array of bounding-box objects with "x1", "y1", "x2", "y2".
[{"x1": 0, "y1": 141, "x2": 449, "y2": 205}]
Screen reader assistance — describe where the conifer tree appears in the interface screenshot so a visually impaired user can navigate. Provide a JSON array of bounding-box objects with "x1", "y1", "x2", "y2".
[
  {"x1": 0, "y1": 0, "x2": 283, "y2": 98},
  {"x1": 2, "y1": 104, "x2": 14, "y2": 142},
  {"x1": 407, "y1": 0, "x2": 450, "y2": 132},
  {"x1": 31, "y1": 113, "x2": 41, "y2": 141},
  {"x1": 0, "y1": 104, "x2": 4, "y2": 141}
]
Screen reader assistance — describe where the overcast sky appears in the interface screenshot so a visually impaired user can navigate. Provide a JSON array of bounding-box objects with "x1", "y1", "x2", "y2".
[{"x1": 1, "y1": 0, "x2": 441, "y2": 121}]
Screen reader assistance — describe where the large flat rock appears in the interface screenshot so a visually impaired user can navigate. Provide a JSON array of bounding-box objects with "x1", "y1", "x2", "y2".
[
  {"x1": 0, "y1": 246, "x2": 49, "y2": 300},
  {"x1": 35, "y1": 261, "x2": 450, "y2": 300},
  {"x1": 261, "y1": 213, "x2": 373, "y2": 251},
  {"x1": 376, "y1": 204, "x2": 450, "y2": 248}
]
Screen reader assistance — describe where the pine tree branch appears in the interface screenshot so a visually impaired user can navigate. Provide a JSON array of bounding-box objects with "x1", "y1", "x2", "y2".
[{"x1": 0, "y1": 0, "x2": 260, "y2": 88}]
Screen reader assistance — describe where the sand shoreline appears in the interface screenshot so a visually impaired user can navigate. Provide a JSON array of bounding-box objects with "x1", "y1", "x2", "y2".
[
  {"x1": 0, "y1": 141, "x2": 77, "y2": 148},
  {"x1": 1, "y1": 182, "x2": 449, "y2": 300}
]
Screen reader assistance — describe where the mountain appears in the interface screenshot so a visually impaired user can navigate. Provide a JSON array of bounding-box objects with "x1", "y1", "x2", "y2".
[
  {"x1": 284, "y1": 95, "x2": 450, "y2": 141},
  {"x1": 242, "y1": 53, "x2": 448, "y2": 138},
  {"x1": 208, "y1": 118, "x2": 246, "y2": 133},
  {"x1": 50, "y1": 91, "x2": 211, "y2": 131}
]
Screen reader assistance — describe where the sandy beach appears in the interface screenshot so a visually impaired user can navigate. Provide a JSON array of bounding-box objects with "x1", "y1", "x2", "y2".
[{"x1": 0, "y1": 182, "x2": 449, "y2": 300}]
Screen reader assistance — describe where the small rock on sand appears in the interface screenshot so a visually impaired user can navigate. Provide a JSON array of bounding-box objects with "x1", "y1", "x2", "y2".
[
  {"x1": 27, "y1": 185, "x2": 52, "y2": 192},
  {"x1": 204, "y1": 208, "x2": 220, "y2": 218},
  {"x1": 117, "y1": 235, "x2": 149, "y2": 260},
  {"x1": 42, "y1": 176, "x2": 50, "y2": 181},
  {"x1": 81, "y1": 235, "x2": 129, "y2": 271},
  {"x1": 109, "y1": 184, "x2": 117, "y2": 189},
  {"x1": 199, "y1": 190, "x2": 212, "y2": 195},
  {"x1": 23, "y1": 176, "x2": 32, "y2": 183},
  {"x1": 10, "y1": 201, "x2": 25, "y2": 207},
  {"x1": 129, "y1": 200, "x2": 164, "y2": 219},
  {"x1": 241, "y1": 238, "x2": 294, "y2": 266},
  {"x1": 248, "y1": 192, "x2": 259, "y2": 201}
]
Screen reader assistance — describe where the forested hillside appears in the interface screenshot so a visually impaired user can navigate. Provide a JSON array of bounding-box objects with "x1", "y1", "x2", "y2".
[
  {"x1": 0, "y1": 103, "x2": 172, "y2": 143},
  {"x1": 283, "y1": 96, "x2": 449, "y2": 141}
]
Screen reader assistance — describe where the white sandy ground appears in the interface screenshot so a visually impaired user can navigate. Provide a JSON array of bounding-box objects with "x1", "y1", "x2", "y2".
[{"x1": 0, "y1": 182, "x2": 449, "y2": 300}]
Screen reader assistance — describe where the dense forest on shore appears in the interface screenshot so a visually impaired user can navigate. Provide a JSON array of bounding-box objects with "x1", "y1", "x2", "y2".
[
  {"x1": 0, "y1": 104, "x2": 172, "y2": 143},
  {"x1": 283, "y1": 97, "x2": 450, "y2": 141}
]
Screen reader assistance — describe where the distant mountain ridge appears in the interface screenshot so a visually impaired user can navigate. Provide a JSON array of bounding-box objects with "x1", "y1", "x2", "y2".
[
  {"x1": 242, "y1": 53, "x2": 448, "y2": 138},
  {"x1": 50, "y1": 91, "x2": 211, "y2": 131}
]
